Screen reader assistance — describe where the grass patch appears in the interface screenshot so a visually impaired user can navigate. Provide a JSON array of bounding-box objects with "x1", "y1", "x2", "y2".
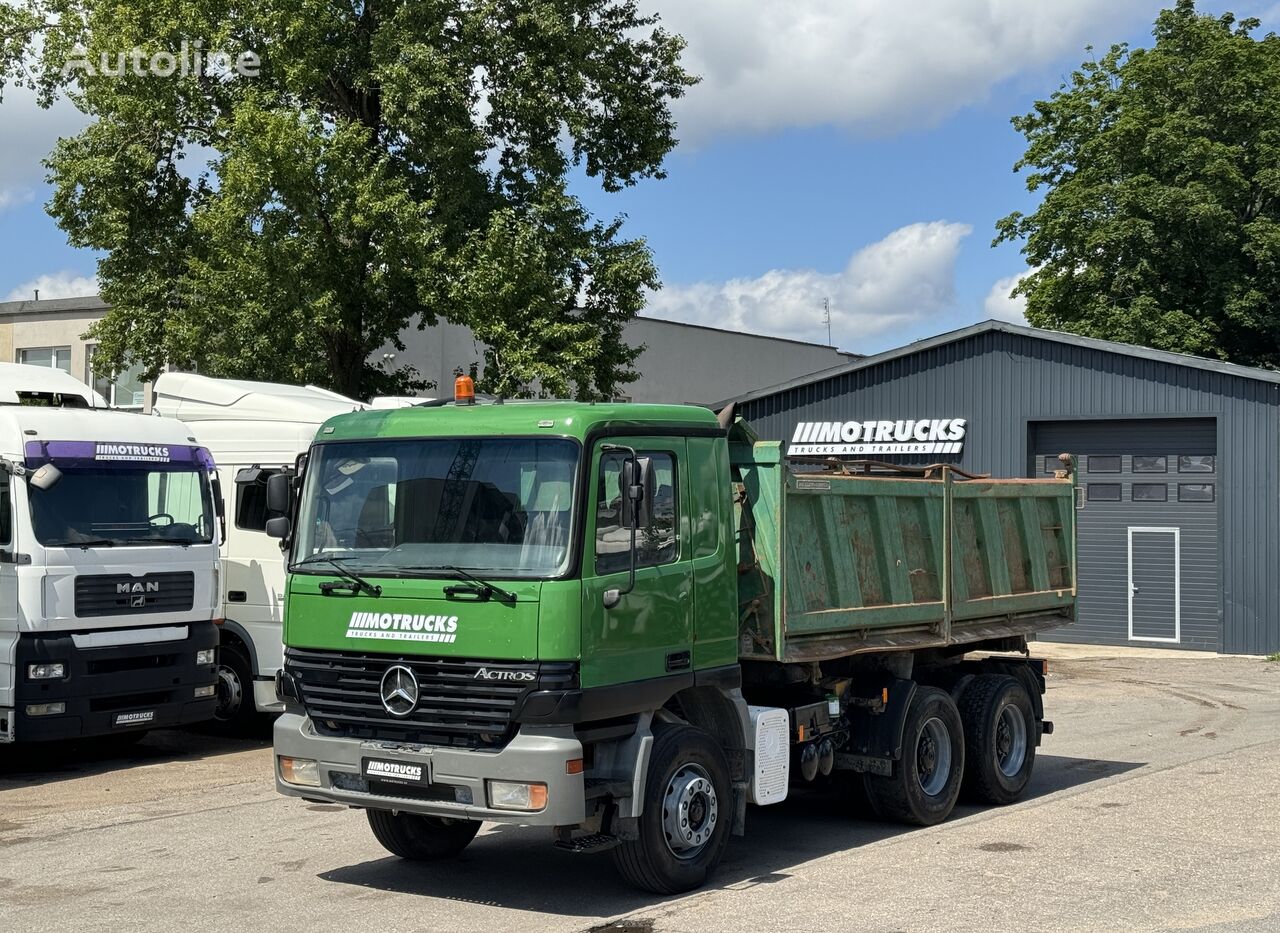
[{"x1": 1267, "y1": 652, "x2": 1280, "y2": 663}]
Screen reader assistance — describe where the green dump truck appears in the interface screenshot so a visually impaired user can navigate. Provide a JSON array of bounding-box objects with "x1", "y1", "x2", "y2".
[{"x1": 269, "y1": 397, "x2": 1076, "y2": 893}]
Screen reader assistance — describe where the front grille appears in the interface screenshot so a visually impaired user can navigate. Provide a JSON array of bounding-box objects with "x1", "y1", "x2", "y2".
[
  {"x1": 75, "y1": 572, "x2": 195, "y2": 618},
  {"x1": 287, "y1": 648, "x2": 577, "y2": 750}
]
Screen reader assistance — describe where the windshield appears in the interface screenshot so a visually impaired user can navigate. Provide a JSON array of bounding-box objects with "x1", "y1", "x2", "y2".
[
  {"x1": 294, "y1": 437, "x2": 579, "y2": 577},
  {"x1": 29, "y1": 465, "x2": 216, "y2": 547}
]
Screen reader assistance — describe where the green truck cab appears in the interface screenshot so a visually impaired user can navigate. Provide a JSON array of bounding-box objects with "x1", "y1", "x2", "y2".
[{"x1": 270, "y1": 397, "x2": 1076, "y2": 893}]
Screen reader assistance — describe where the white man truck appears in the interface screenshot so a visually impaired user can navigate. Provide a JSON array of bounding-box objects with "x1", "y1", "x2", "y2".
[
  {"x1": 0, "y1": 365, "x2": 222, "y2": 743},
  {"x1": 152, "y1": 372, "x2": 415, "y2": 732}
]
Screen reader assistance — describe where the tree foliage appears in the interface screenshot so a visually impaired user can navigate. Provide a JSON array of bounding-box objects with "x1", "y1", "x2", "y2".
[
  {"x1": 0, "y1": 0, "x2": 694, "y2": 398},
  {"x1": 995, "y1": 1, "x2": 1280, "y2": 366}
]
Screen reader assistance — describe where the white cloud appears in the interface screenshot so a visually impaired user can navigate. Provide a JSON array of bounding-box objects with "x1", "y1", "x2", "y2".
[
  {"x1": 983, "y1": 271, "x2": 1029, "y2": 324},
  {"x1": 0, "y1": 82, "x2": 89, "y2": 212},
  {"x1": 5, "y1": 271, "x2": 99, "y2": 302},
  {"x1": 645, "y1": 221, "x2": 971, "y2": 348},
  {"x1": 660, "y1": 0, "x2": 1154, "y2": 142}
]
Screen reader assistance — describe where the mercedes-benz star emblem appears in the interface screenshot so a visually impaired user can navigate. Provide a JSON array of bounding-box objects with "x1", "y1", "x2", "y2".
[{"x1": 379, "y1": 665, "x2": 419, "y2": 718}]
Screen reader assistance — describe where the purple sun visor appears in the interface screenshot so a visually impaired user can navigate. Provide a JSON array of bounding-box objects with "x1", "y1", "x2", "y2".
[{"x1": 25, "y1": 440, "x2": 216, "y2": 471}]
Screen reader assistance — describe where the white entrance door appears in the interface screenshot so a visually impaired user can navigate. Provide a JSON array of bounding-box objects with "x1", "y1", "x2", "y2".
[{"x1": 1128, "y1": 527, "x2": 1180, "y2": 643}]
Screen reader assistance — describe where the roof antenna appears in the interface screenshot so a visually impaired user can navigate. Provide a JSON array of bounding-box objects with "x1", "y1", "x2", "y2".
[
  {"x1": 33, "y1": 288, "x2": 40, "y2": 301},
  {"x1": 823, "y1": 297, "x2": 832, "y2": 346}
]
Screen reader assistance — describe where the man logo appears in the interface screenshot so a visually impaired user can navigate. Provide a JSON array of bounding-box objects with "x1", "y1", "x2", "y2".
[
  {"x1": 131, "y1": 594, "x2": 147, "y2": 608},
  {"x1": 117, "y1": 581, "x2": 161, "y2": 594},
  {"x1": 379, "y1": 665, "x2": 419, "y2": 718}
]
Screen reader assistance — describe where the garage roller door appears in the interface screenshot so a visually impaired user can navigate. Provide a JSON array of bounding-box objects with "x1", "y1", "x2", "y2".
[{"x1": 1030, "y1": 419, "x2": 1219, "y2": 650}]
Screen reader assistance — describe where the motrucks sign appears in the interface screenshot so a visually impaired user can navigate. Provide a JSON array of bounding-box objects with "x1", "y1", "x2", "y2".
[{"x1": 788, "y1": 418, "x2": 967, "y2": 457}]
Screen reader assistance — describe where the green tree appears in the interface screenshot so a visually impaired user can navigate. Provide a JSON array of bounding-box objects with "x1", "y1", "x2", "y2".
[
  {"x1": 995, "y1": 1, "x2": 1280, "y2": 366},
  {"x1": 0, "y1": 1, "x2": 694, "y2": 398}
]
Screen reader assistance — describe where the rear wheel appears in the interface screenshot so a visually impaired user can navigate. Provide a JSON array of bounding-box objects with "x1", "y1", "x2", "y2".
[
  {"x1": 612, "y1": 723, "x2": 732, "y2": 894},
  {"x1": 864, "y1": 685, "x2": 964, "y2": 825},
  {"x1": 366, "y1": 810, "x2": 480, "y2": 860},
  {"x1": 959, "y1": 674, "x2": 1035, "y2": 805}
]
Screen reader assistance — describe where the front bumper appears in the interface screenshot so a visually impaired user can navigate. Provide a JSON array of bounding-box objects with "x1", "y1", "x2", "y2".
[
  {"x1": 274, "y1": 711, "x2": 586, "y2": 826},
  {"x1": 8, "y1": 622, "x2": 219, "y2": 742}
]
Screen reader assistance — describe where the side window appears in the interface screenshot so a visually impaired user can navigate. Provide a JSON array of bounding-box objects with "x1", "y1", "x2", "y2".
[
  {"x1": 595, "y1": 450, "x2": 678, "y2": 574},
  {"x1": 0, "y1": 479, "x2": 10, "y2": 547},
  {"x1": 235, "y1": 469, "x2": 283, "y2": 531}
]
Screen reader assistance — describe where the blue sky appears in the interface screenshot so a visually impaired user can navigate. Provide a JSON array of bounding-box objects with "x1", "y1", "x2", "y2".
[{"x1": 0, "y1": 1, "x2": 1271, "y2": 354}]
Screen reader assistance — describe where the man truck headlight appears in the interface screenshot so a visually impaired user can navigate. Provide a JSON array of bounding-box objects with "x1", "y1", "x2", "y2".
[
  {"x1": 27, "y1": 662, "x2": 66, "y2": 680},
  {"x1": 279, "y1": 756, "x2": 321, "y2": 787},
  {"x1": 194, "y1": 685, "x2": 217, "y2": 698},
  {"x1": 487, "y1": 781, "x2": 548, "y2": 811},
  {"x1": 27, "y1": 702, "x2": 66, "y2": 716},
  {"x1": 195, "y1": 649, "x2": 216, "y2": 666}
]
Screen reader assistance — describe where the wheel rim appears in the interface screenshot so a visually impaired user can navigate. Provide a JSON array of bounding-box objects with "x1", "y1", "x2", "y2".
[
  {"x1": 994, "y1": 702, "x2": 1028, "y2": 778},
  {"x1": 661, "y1": 763, "x2": 719, "y2": 860},
  {"x1": 916, "y1": 716, "x2": 953, "y2": 797},
  {"x1": 214, "y1": 664, "x2": 243, "y2": 721}
]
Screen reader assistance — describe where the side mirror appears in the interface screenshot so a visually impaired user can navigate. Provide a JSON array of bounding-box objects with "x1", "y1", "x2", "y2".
[
  {"x1": 619, "y1": 456, "x2": 655, "y2": 528},
  {"x1": 29, "y1": 463, "x2": 62, "y2": 491},
  {"x1": 265, "y1": 516, "x2": 291, "y2": 539},
  {"x1": 265, "y1": 472, "x2": 292, "y2": 514}
]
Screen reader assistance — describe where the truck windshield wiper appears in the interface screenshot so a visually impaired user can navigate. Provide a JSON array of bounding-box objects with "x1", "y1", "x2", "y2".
[
  {"x1": 128, "y1": 536, "x2": 197, "y2": 546},
  {"x1": 397, "y1": 565, "x2": 516, "y2": 603},
  {"x1": 62, "y1": 538, "x2": 117, "y2": 549},
  {"x1": 294, "y1": 555, "x2": 382, "y2": 597}
]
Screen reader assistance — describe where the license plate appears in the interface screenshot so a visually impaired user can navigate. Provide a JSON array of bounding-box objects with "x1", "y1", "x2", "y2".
[
  {"x1": 362, "y1": 758, "x2": 427, "y2": 784},
  {"x1": 114, "y1": 710, "x2": 155, "y2": 728}
]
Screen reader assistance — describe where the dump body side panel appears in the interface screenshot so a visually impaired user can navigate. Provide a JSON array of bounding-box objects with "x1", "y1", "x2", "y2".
[{"x1": 734, "y1": 441, "x2": 1075, "y2": 663}]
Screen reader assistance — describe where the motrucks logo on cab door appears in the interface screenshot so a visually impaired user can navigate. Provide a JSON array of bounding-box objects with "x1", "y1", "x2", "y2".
[
  {"x1": 345, "y1": 611, "x2": 459, "y2": 643},
  {"x1": 788, "y1": 418, "x2": 967, "y2": 457}
]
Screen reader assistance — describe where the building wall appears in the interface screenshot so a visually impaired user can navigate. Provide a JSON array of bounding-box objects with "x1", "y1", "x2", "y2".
[
  {"x1": 736, "y1": 329, "x2": 1280, "y2": 656},
  {"x1": 382, "y1": 316, "x2": 852, "y2": 405}
]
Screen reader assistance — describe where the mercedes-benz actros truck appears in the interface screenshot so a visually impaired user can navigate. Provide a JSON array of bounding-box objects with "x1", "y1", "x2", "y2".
[{"x1": 269, "y1": 383, "x2": 1076, "y2": 893}]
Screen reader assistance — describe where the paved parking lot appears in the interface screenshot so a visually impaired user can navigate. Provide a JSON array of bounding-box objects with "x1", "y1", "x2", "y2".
[{"x1": 1, "y1": 647, "x2": 1278, "y2": 933}]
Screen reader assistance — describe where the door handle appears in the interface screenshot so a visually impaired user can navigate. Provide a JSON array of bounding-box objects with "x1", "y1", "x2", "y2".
[
  {"x1": 228, "y1": 590, "x2": 247, "y2": 603},
  {"x1": 666, "y1": 650, "x2": 691, "y2": 672}
]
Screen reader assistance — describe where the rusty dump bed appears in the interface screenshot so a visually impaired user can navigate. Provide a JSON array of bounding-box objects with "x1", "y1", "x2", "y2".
[{"x1": 731, "y1": 430, "x2": 1077, "y2": 664}]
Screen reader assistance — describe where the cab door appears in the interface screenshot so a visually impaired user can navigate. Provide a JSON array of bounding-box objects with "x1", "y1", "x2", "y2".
[
  {"x1": 0, "y1": 474, "x2": 20, "y2": 720},
  {"x1": 579, "y1": 437, "x2": 693, "y2": 689}
]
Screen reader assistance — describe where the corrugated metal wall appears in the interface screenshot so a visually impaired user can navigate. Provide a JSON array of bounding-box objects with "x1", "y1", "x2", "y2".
[{"x1": 737, "y1": 330, "x2": 1280, "y2": 656}]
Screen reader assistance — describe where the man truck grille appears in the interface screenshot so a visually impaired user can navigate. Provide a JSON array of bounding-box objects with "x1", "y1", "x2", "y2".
[
  {"x1": 285, "y1": 648, "x2": 577, "y2": 750},
  {"x1": 74, "y1": 572, "x2": 195, "y2": 617}
]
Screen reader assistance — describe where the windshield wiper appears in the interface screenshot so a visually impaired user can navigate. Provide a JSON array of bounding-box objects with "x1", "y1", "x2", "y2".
[
  {"x1": 294, "y1": 555, "x2": 382, "y2": 598},
  {"x1": 397, "y1": 565, "x2": 516, "y2": 603},
  {"x1": 61, "y1": 538, "x2": 116, "y2": 549},
  {"x1": 129, "y1": 536, "x2": 197, "y2": 547}
]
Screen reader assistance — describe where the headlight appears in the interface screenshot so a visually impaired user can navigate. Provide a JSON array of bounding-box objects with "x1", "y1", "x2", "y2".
[
  {"x1": 279, "y1": 756, "x2": 321, "y2": 787},
  {"x1": 27, "y1": 662, "x2": 65, "y2": 680},
  {"x1": 194, "y1": 685, "x2": 216, "y2": 698},
  {"x1": 27, "y1": 702, "x2": 66, "y2": 716},
  {"x1": 487, "y1": 780, "x2": 548, "y2": 811},
  {"x1": 195, "y1": 649, "x2": 216, "y2": 666}
]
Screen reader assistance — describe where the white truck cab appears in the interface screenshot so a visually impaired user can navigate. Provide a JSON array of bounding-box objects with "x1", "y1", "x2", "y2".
[
  {"x1": 153, "y1": 372, "x2": 418, "y2": 732},
  {"x1": 0, "y1": 365, "x2": 222, "y2": 742}
]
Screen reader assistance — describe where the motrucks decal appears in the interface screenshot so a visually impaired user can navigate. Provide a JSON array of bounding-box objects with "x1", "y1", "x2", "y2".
[
  {"x1": 345, "y1": 611, "x2": 459, "y2": 643},
  {"x1": 788, "y1": 418, "x2": 967, "y2": 457}
]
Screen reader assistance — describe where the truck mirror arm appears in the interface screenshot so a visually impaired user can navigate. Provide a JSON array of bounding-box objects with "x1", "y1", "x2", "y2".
[{"x1": 602, "y1": 444, "x2": 642, "y2": 610}]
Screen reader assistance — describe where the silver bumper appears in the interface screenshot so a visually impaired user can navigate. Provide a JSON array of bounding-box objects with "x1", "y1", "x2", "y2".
[{"x1": 273, "y1": 712, "x2": 586, "y2": 826}]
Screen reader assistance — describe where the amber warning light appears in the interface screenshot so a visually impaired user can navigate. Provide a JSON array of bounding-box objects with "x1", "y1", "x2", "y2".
[{"x1": 455, "y1": 374, "x2": 476, "y2": 405}]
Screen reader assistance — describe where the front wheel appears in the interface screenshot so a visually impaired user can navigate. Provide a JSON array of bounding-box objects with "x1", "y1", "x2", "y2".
[
  {"x1": 207, "y1": 643, "x2": 260, "y2": 736},
  {"x1": 864, "y1": 685, "x2": 964, "y2": 826},
  {"x1": 612, "y1": 723, "x2": 733, "y2": 895},
  {"x1": 367, "y1": 810, "x2": 480, "y2": 860}
]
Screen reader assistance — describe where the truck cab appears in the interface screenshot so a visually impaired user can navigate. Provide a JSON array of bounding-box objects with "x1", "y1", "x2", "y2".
[{"x1": 0, "y1": 365, "x2": 221, "y2": 742}]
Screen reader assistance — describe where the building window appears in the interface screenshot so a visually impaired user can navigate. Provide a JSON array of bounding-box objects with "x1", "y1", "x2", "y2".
[
  {"x1": 1133, "y1": 456, "x2": 1167, "y2": 473},
  {"x1": 1087, "y1": 483, "x2": 1121, "y2": 502},
  {"x1": 17, "y1": 347, "x2": 71, "y2": 373},
  {"x1": 1178, "y1": 455, "x2": 1215, "y2": 474},
  {"x1": 1178, "y1": 483, "x2": 1215, "y2": 502},
  {"x1": 1133, "y1": 483, "x2": 1168, "y2": 502},
  {"x1": 86, "y1": 346, "x2": 145, "y2": 409},
  {"x1": 1086, "y1": 455, "x2": 1121, "y2": 473}
]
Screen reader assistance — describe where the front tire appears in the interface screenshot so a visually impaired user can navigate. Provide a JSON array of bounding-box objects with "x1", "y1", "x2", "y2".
[
  {"x1": 864, "y1": 685, "x2": 964, "y2": 826},
  {"x1": 612, "y1": 723, "x2": 732, "y2": 895},
  {"x1": 367, "y1": 810, "x2": 480, "y2": 860},
  {"x1": 959, "y1": 674, "x2": 1036, "y2": 805},
  {"x1": 208, "y1": 643, "x2": 261, "y2": 736}
]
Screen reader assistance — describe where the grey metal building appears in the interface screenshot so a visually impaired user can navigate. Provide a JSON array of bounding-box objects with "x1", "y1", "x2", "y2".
[{"x1": 724, "y1": 320, "x2": 1280, "y2": 656}]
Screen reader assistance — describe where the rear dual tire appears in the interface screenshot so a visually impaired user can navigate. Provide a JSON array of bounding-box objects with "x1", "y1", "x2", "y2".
[
  {"x1": 863, "y1": 686, "x2": 965, "y2": 825},
  {"x1": 959, "y1": 674, "x2": 1036, "y2": 805}
]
